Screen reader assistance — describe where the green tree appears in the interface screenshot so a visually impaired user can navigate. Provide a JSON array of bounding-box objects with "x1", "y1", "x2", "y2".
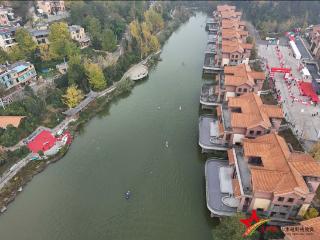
[
  {"x1": 48, "y1": 22, "x2": 78, "y2": 59},
  {"x1": 304, "y1": 207, "x2": 319, "y2": 220},
  {"x1": 85, "y1": 62, "x2": 107, "y2": 91},
  {"x1": 15, "y1": 28, "x2": 37, "y2": 58},
  {"x1": 0, "y1": 48, "x2": 9, "y2": 64},
  {"x1": 8, "y1": 45, "x2": 24, "y2": 61},
  {"x1": 84, "y1": 16, "x2": 102, "y2": 49},
  {"x1": 212, "y1": 214, "x2": 251, "y2": 240},
  {"x1": 101, "y1": 29, "x2": 117, "y2": 52},
  {"x1": 62, "y1": 84, "x2": 84, "y2": 108},
  {"x1": 67, "y1": 55, "x2": 89, "y2": 93}
]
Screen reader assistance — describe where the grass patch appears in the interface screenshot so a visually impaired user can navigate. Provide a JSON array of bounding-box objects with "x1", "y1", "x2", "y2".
[{"x1": 278, "y1": 128, "x2": 304, "y2": 152}]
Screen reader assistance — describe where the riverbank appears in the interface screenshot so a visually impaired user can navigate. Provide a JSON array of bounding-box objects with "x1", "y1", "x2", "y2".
[{"x1": 0, "y1": 11, "x2": 193, "y2": 216}]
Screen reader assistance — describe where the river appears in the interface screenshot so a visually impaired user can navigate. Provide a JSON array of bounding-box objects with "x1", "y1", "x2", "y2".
[{"x1": 0, "y1": 13, "x2": 216, "y2": 240}]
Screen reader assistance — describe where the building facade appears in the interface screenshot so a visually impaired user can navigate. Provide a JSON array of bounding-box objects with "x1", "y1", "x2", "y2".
[
  {"x1": 0, "y1": 5, "x2": 21, "y2": 27},
  {"x1": 0, "y1": 27, "x2": 16, "y2": 50},
  {"x1": 36, "y1": 0, "x2": 65, "y2": 15},
  {"x1": 205, "y1": 133, "x2": 320, "y2": 223},
  {"x1": 68, "y1": 25, "x2": 90, "y2": 49},
  {"x1": 0, "y1": 61, "x2": 37, "y2": 90}
]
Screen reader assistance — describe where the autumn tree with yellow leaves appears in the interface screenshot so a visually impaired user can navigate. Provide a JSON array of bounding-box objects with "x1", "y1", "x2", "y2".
[
  {"x1": 62, "y1": 85, "x2": 84, "y2": 108},
  {"x1": 129, "y1": 8, "x2": 161, "y2": 59},
  {"x1": 84, "y1": 62, "x2": 107, "y2": 91}
]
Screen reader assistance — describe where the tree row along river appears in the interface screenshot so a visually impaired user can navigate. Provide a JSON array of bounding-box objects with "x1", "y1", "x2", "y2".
[{"x1": 0, "y1": 13, "x2": 217, "y2": 240}]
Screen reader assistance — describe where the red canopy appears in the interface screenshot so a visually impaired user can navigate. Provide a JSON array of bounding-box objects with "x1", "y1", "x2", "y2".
[
  {"x1": 299, "y1": 82, "x2": 319, "y2": 103},
  {"x1": 28, "y1": 130, "x2": 57, "y2": 153}
]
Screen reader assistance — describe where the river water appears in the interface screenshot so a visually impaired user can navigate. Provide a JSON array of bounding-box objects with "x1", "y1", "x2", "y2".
[{"x1": 0, "y1": 14, "x2": 216, "y2": 240}]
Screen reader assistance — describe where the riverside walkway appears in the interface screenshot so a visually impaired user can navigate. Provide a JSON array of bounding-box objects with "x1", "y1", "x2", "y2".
[{"x1": 0, "y1": 51, "x2": 160, "y2": 191}]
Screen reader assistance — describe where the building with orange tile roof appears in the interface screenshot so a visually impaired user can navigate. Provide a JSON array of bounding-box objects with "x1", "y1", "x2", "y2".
[
  {"x1": 283, "y1": 216, "x2": 320, "y2": 240},
  {"x1": 222, "y1": 63, "x2": 265, "y2": 97},
  {"x1": 207, "y1": 133, "x2": 320, "y2": 221},
  {"x1": 199, "y1": 93, "x2": 283, "y2": 152},
  {"x1": 215, "y1": 93, "x2": 283, "y2": 145},
  {"x1": 227, "y1": 133, "x2": 320, "y2": 222},
  {"x1": 221, "y1": 39, "x2": 252, "y2": 66},
  {"x1": 0, "y1": 116, "x2": 25, "y2": 129}
]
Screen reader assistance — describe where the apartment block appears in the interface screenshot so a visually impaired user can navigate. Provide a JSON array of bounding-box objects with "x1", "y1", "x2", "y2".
[{"x1": 0, "y1": 61, "x2": 37, "y2": 90}]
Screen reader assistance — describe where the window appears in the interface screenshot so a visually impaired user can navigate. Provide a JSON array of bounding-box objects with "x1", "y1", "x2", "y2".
[
  {"x1": 287, "y1": 198, "x2": 294, "y2": 203},
  {"x1": 249, "y1": 130, "x2": 254, "y2": 135},
  {"x1": 278, "y1": 197, "x2": 284, "y2": 202},
  {"x1": 270, "y1": 212, "x2": 276, "y2": 217},
  {"x1": 238, "y1": 88, "x2": 242, "y2": 92},
  {"x1": 280, "y1": 212, "x2": 286, "y2": 216},
  {"x1": 300, "y1": 197, "x2": 305, "y2": 201},
  {"x1": 256, "y1": 131, "x2": 262, "y2": 135},
  {"x1": 243, "y1": 88, "x2": 248, "y2": 92}
]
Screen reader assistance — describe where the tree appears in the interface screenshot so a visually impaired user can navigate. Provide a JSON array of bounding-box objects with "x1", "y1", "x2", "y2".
[
  {"x1": 85, "y1": 62, "x2": 107, "y2": 91},
  {"x1": 38, "y1": 44, "x2": 51, "y2": 61},
  {"x1": 101, "y1": 29, "x2": 117, "y2": 52},
  {"x1": 0, "y1": 48, "x2": 9, "y2": 64},
  {"x1": 211, "y1": 214, "x2": 251, "y2": 240},
  {"x1": 149, "y1": 35, "x2": 160, "y2": 52},
  {"x1": 67, "y1": 55, "x2": 89, "y2": 93},
  {"x1": 304, "y1": 207, "x2": 319, "y2": 220},
  {"x1": 309, "y1": 142, "x2": 320, "y2": 161},
  {"x1": 48, "y1": 22, "x2": 77, "y2": 59},
  {"x1": 84, "y1": 16, "x2": 102, "y2": 49},
  {"x1": 8, "y1": 45, "x2": 24, "y2": 61},
  {"x1": 48, "y1": 22, "x2": 71, "y2": 43},
  {"x1": 246, "y1": 36, "x2": 254, "y2": 44},
  {"x1": 15, "y1": 28, "x2": 37, "y2": 58},
  {"x1": 144, "y1": 9, "x2": 164, "y2": 33},
  {"x1": 62, "y1": 85, "x2": 84, "y2": 108}
]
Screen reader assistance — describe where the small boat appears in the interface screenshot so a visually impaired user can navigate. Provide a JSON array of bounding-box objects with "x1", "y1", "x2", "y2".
[
  {"x1": 18, "y1": 187, "x2": 23, "y2": 192},
  {"x1": 157, "y1": 106, "x2": 161, "y2": 110},
  {"x1": 125, "y1": 191, "x2": 131, "y2": 200},
  {"x1": 165, "y1": 141, "x2": 169, "y2": 148},
  {"x1": 179, "y1": 106, "x2": 182, "y2": 110}
]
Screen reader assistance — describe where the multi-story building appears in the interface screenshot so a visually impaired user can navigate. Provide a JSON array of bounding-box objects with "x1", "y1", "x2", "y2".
[
  {"x1": 36, "y1": 0, "x2": 65, "y2": 15},
  {"x1": 205, "y1": 133, "x2": 320, "y2": 223},
  {"x1": 203, "y1": 5, "x2": 253, "y2": 76},
  {"x1": 220, "y1": 63, "x2": 265, "y2": 98},
  {"x1": 29, "y1": 29, "x2": 49, "y2": 44},
  {"x1": 0, "y1": 61, "x2": 37, "y2": 90},
  {"x1": 0, "y1": 26, "x2": 16, "y2": 50},
  {"x1": 199, "y1": 93, "x2": 283, "y2": 151},
  {"x1": 309, "y1": 25, "x2": 320, "y2": 60},
  {"x1": 0, "y1": 5, "x2": 21, "y2": 27},
  {"x1": 68, "y1": 25, "x2": 90, "y2": 49}
]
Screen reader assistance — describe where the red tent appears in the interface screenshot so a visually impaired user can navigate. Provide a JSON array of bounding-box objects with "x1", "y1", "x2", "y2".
[
  {"x1": 299, "y1": 82, "x2": 319, "y2": 103},
  {"x1": 28, "y1": 130, "x2": 57, "y2": 153}
]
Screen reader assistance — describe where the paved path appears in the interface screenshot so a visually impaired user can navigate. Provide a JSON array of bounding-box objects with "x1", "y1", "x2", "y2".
[{"x1": 0, "y1": 49, "x2": 160, "y2": 191}]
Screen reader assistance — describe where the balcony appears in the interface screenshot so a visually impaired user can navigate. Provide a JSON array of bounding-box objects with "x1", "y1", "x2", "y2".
[
  {"x1": 200, "y1": 83, "x2": 220, "y2": 106},
  {"x1": 199, "y1": 114, "x2": 228, "y2": 151}
]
